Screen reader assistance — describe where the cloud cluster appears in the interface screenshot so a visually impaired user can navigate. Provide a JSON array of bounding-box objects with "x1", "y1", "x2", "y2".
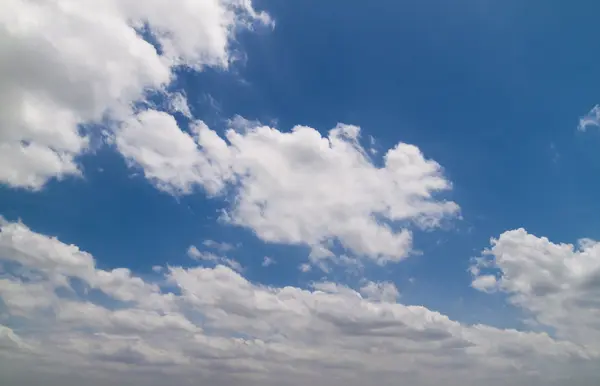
[
  {"x1": 0, "y1": 218, "x2": 595, "y2": 386},
  {"x1": 471, "y1": 229, "x2": 600, "y2": 348},
  {"x1": 2, "y1": 0, "x2": 457, "y2": 266},
  {"x1": 0, "y1": 0, "x2": 268, "y2": 190},
  {"x1": 117, "y1": 116, "x2": 459, "y2": 263},
  {"x1": 4, "y1": 1, "x2": 600, "y2": 385}
]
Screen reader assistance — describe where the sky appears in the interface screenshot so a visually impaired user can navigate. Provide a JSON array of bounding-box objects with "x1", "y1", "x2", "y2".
[{"x1": 2, "y1": 0, "x2": 600, "y2": 385}]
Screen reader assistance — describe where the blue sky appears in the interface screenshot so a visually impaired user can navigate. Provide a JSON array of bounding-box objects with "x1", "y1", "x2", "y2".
[
  {"x1": 2, "y1": 1, "x2": 600, "y2": 385},
  {"x1": 3, "y1": 0, "x2": 599, "y2": 317}
]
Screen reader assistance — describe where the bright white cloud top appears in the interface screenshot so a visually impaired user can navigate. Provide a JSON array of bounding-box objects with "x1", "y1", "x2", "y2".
[
  {"x1": 118, "y1": 114, "x2": 459, "y2": 263},
  {"x1": 471, "y1": 229, "x2": 600, "y2": 347},
  {"x1": 0, "y1": 0, "x2": 269, "y2": 189}
]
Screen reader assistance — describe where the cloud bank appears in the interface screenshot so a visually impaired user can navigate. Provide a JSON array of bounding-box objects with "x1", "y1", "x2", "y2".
[{"x1": 0, "y1": 218, "x2": 596, "y2": 386}]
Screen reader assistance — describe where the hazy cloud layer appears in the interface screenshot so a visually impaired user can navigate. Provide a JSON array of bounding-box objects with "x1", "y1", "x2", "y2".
[{"x1": 0, "y1": 219, "x2": 597, "y2": 386}]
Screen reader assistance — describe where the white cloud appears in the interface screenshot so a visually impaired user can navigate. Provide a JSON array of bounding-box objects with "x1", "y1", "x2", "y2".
[
  {"x1": 168, "y1": 92, "x2": 192, "y2": 119},
  {"x1": 5, "y1": 0, "x2": 458, "y2": 264},
  {"x1": 0, "y1": 325, "x2": 29, "y2": 351},
  {"x1": 262, "y1": 256, "x2": 275, "y2": 267},
  {"x1": 221, "y1": 257, "x2": 244, "y2": 272},
  {"x1": 299, "y1": 263, "x2": 312, "y2": 272},
  {"x1": 187, "y1": 245, "x2": 243, "y2": 272},
  {"x1": 0, "y1": 217, "x2": 159, "y2": 304},
  {"x1": 120, "y1": 119, "x2": 459, "y2": 263},
  {"x1": 203, "y1": 239, "x2": 236, "y2": 252},
  {"x1": 578, "y1": 105, "x2": 600, "y2": 131},
  {"x1": 116, "y1": 111, "x2": 236, "y2": 195},
  {"x1": 0, "y1": 218, "x2": 597, "y2": 386},
  {"x1": 470, "y1": 274, "x2": 497, "y2": 292},
  {"x1": 359, "y1": 281, "x2": 400, "y2": 303},
  {"x1": 471, "y1": 228, "x2": 600, "y2": 346},
  {"x1": 228, "y1": 114, "x2": 263, "y2": 131},
  {"x1": 188, "y1": 245, "x2": 216, "y2": 261},
  {"x1": 311, "y1": 281, "x2": 363, "y2": 298},
  {"x1": 0, "y1": 0, "x2": 268, "y2": 190}
]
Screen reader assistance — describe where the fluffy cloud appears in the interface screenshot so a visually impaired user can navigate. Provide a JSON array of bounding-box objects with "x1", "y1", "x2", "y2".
[
  {"x1": 3, "y1": 0, "x2": 456, "y2": 265},
  {"x1": 115, "y1": 110, "x2": 235, "y2": 195},
  {"x1": 118, "y1": 118, "x2": 459, "y2": 263},
  {"x1": 0, "y1": 218, "x2": 596, "y2": 386},
  {"x1": 471, "y1": 228, "x2": 600, "y2": 347},
  {"x1": 0, "y1": 217, "x2": 159, "y2": 303},
  {"x1": 359, "y1": 281, "x2": 400, "y2": 302},
  {"x1": 0, "y1": 0, "x2": 268, "y2": 190}
]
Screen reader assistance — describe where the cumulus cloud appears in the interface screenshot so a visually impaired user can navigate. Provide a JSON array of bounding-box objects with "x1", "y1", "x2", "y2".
[
  {"x1": 4, "y1": 2, "x2": 600, "y2": 384},
  {"x1": 116, "y1": 111, "x2": 235, "y2": 195},
  {"x1": 471, "y1": 228, "x2": 600, "y2": 346},
  {"x1": 0, "y1": 218, "x2": 596, "y2": 386},
  {"x1": 359, "y1": 281, "x2": 400, "y2": 303},
  {"x1": 0, "y1": 217, "x2": 159, "y2": 304},
  {"x1": 3, "y1": 0, "x2": 457, "y2": 265},
  {"x1": 118, "y1": 119, "x2": 459, "y2": 263},
  {"x1": 0, "y1": 0, "x2": 268, "y2": 190}
]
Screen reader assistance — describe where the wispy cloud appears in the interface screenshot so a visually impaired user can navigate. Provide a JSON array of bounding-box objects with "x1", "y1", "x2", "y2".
[
  {"x1": 262, "y1": 256, "x2": 275, "y2": 267},
  {"x1": 578, "y1": 105, "x2": 600, "y2": 131}
]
